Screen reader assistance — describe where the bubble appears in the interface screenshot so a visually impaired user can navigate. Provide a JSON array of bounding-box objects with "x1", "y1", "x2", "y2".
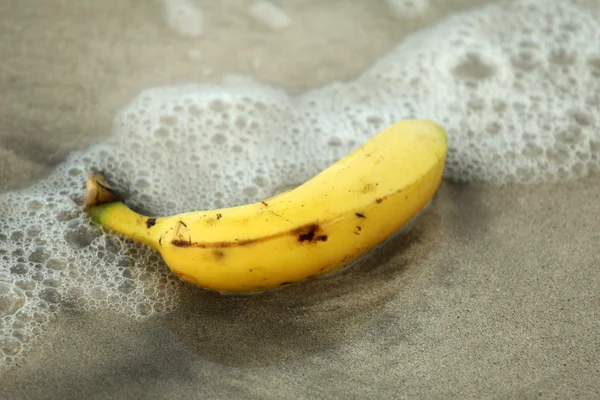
[
  {"x1": 14, "y1": 281, "x2": 36, "y2": 291},
  {"x1": 153, "y1": 303, "x2": 165, "y2": 313},
  {"x1": 452, "y1": 53, "x2": 497, "y2": 81},
  {"x1": 327, "y1": 137, "x2": 343, "y2": 147},
  {"x1": 38, "y1": 288, "x2": 61, "y2": 304},
  {"x1": 253, "y1": 176, "x2": 268, "y2": 187},
  {"x1": 90, "y1": 288, "x2": 107, "y2": 301},
  {"x1": 118, "y1": 280, "x2": 136, "y2": 295},
  {"x1": 46, "y1": 258, "x2": 67, "y2": 271},
  {"x1": 28, "y1": 247, "x2": 52, "y2": 264},
  {"x1": 9, "y1": 263, "x2": 28, "y2": 275},
  {"x1": 136, "y1": 303, "x2": 152, "y2": 316},
  {"x1": 55, "y1": 210, "x2": 78, "y2": 222},
  {"x1": 549, "y1": 48, "x2": 576, "y2": 66},
  {"x1": 63, "y1": 223, "x2": 101, "y2": 250},
  {"x1": 555, "y1": 126, "x2": 584, "y2": 145},
  {"x1": 32, "y1": 312, "x2": 47, "y2": 325},
  {"x1": 0, "y1": 337, "x2": 21, "y2": 356},
  {"x1": 571, "y1": 111, "x2": 594, "y2": 127},
  {"x1": 26, "y1": 226, "x2": 42, "y2": 238},
  {"x1": 43, "y1": 279, "x2": 60, "y2": 288},
  {"x1": 10, "y1": 231, "x2": 24, "y2": 241},
  {"x1": 211, "y1": 133, "x2": 227, "y2": 144},
  {"x1": 26, "y1": 201, "x2": 43, "y2": 211},
  {"x1": 243, "y1": 186, "x2": 258, "y2": 197},
  {"x1": 0, "y1": 283, "x2": 26, "y2": 318},
  {"x1": 66, "y1": 287, "x2": 85, "y2": 301}
]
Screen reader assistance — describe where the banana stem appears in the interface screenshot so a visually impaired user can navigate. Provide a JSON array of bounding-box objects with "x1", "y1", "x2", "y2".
[
  {"x1": 87, "y1": 202, "x2": 161, "y2": 250},
  {"x1": 84, "y1": 170, "x2": 161, "y2": 250}
]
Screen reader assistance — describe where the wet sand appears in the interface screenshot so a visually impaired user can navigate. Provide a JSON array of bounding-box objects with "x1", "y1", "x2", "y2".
[
  {"x1": 1, "y1": 1, "x2": 599, "y2": 399},
  {"x1": 2, "y1": 179, "x2": 599, "y2": 399}
]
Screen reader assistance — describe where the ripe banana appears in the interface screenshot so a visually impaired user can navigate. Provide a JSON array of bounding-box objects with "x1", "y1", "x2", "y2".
[{"x1": 84, "y1": 119, "x2": 448, "y2": 294}]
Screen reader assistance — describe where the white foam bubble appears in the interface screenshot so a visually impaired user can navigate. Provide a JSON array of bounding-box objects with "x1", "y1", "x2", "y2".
[
  {"x1": 162, "y1": 0, "x2": 204, "y2": 38},
  {"x1": 248, "y1": 1, "x2": 291, "y2": 31},
  {"x1": 362, "y1": 0, "x2": 600, "y2": 183},
  {"x1": 2, "y1": 0, "x2": 599, "y2": 372}
]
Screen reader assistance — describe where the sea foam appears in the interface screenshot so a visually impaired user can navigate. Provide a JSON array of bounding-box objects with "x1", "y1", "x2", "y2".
[{"x1": 1, "y1": 0, "x2": 599, "y2": 372}]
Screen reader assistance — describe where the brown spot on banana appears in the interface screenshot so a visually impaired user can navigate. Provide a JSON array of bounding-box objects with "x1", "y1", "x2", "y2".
[
  {"x1": 172, "y1": 239, "x2": 192, "y2": 247},
  {"x1": 295, "y1": 224, "x2": 327, "y2": 243},
  {"x1": 213, "y1": 249, "x2": 225, "y2": 259},
  {"x1": 375, "y1": 193, "x2": 391, "y2": 204},
  {"x1": 361, "y1": 183, "x2": 376, "y2": 193}
]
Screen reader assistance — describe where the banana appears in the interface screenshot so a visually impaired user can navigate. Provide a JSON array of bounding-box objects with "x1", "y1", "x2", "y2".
[{"x1": 84, "y1": 119, "x2": 448, "y2": 294}]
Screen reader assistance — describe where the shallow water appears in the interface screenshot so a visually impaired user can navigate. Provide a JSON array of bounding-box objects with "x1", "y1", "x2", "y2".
[{"x1": 1, "y1": 1, "x2": 600, "y2": 399}]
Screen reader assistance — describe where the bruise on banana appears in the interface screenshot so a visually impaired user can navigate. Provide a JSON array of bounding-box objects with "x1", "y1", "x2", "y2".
[
  {"x1": 361, "y1": 182, "x2": 380, "y2": 193},
  {"x1": 295, "y1": 224, "x2": 327, "y2": 243},
  {"x1": 213, "y1": 249, "x2": 225, "y2": 259}
]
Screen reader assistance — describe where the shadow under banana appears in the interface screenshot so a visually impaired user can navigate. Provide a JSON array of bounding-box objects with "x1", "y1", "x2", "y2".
[{"x1": 163, "y1": 203, "x2": 442, "y2": 368}]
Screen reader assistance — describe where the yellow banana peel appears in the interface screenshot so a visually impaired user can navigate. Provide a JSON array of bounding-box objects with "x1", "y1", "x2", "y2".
[{"x1": 84, "y1": 119, "x2": 448, "y2": 294}]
